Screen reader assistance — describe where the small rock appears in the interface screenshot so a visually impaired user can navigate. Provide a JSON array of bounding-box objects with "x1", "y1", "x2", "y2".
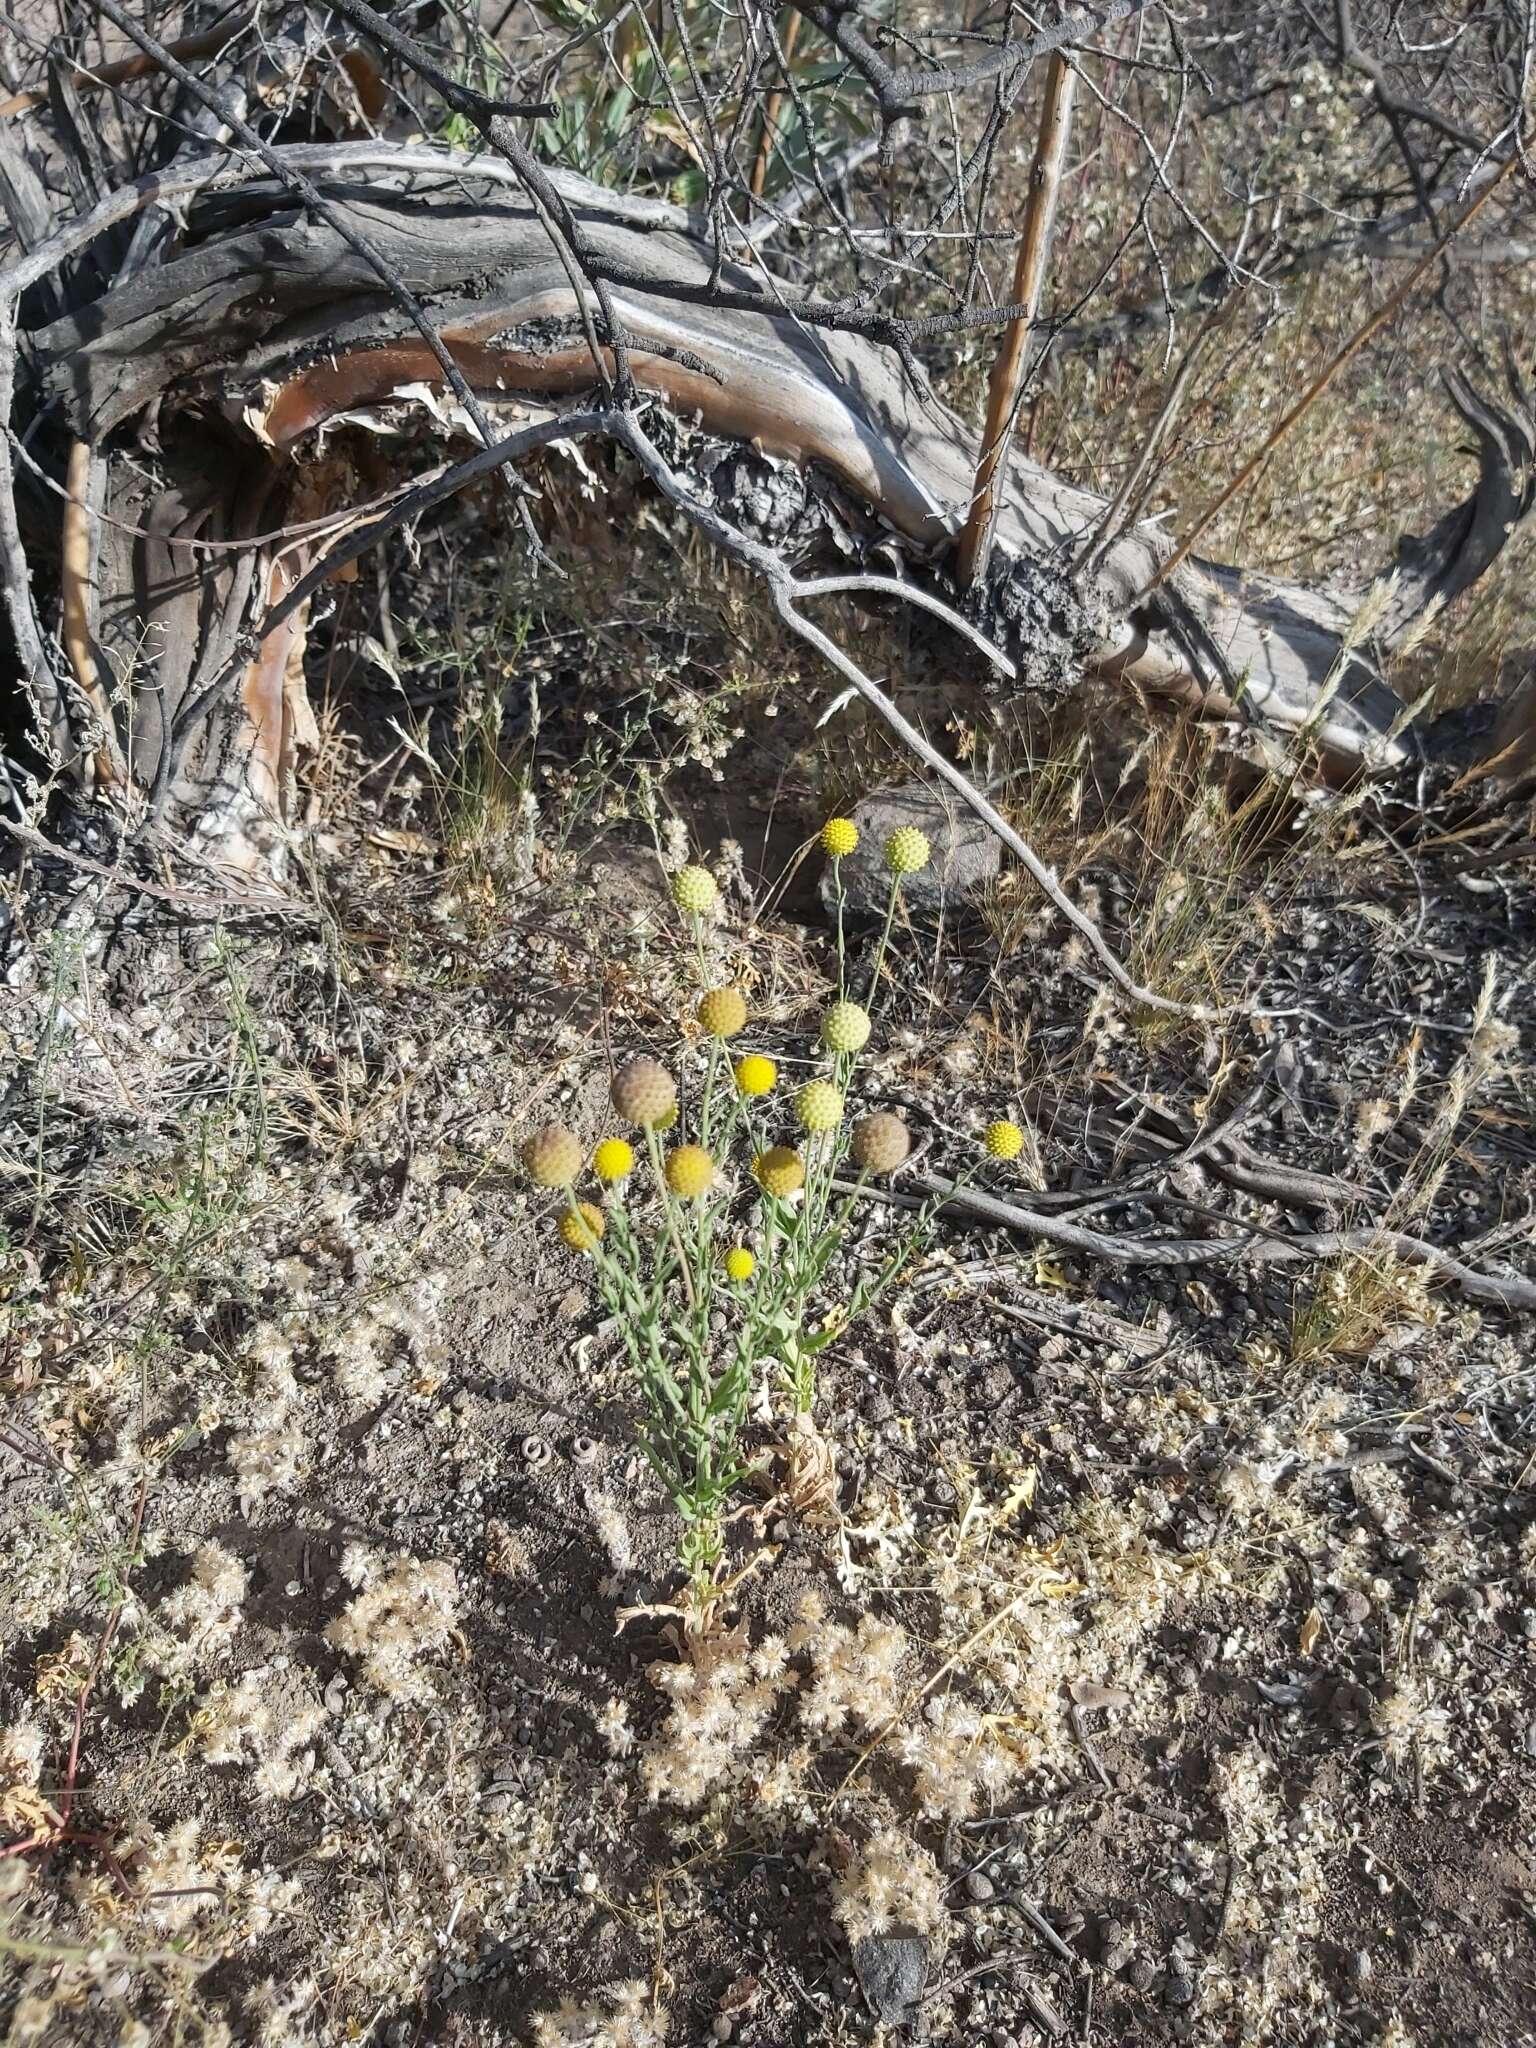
[
  {"x1": 966, "y1": 1871, "x2": 996, "y2": 1904},
  {"x1": 823, "y1": 785, "x2": 1003, "y2": 917},
  {"x1": 851, "y1": 1929, "x2": 929, "y2": 2024},
  {"x1": 1338, "y1": 1589, "x2": 1371, "y2": 1625},
  {"x1": 1127, "y1": 1958, "x2": 1157, "y2": 1993}
]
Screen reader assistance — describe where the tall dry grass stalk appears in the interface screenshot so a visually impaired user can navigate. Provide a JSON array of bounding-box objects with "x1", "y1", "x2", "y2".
[{"x1": 955, "y1": 50, "x2": 1077, "y2": 590}]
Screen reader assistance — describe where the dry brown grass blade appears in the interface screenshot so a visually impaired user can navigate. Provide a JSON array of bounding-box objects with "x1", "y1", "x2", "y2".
[
  {"x1": 954, "y1": 49, "x2": 1076, "y2": 590},
  {"x1": 1138, "y1": 147, "x2": 1523, "y2": 600}
]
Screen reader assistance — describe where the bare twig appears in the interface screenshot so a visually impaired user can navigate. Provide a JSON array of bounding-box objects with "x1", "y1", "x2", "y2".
[
  {"x1": 795, "y1": 0, "x2": 1150, "y2": 116},
  {"x1": 748, "y1": 7, "x2": 802, "y2": 199},
  {"x1": 846, "y1": 1174, "x2": 1536, "y2": 1310},
  {"x1": 0, "y1": 299, "x2": 70, "y2": 760},
  {"x1": 0, "y1": 12, "x2": 254, "y2": 120}
]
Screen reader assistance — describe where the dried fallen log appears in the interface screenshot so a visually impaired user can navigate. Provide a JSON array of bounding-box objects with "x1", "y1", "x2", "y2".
[{"x1": 3, "y1": 134, "x2": 1533, "y2": 873}]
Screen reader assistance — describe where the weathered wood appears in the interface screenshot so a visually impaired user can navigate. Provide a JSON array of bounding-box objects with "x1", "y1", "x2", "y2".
[{"x1": 6, "y1": 148, "x2": 1534, "y2": 859}]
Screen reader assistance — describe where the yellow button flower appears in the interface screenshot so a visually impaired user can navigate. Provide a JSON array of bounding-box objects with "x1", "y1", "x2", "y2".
[
  {"x1": 821, "y1": 1000, "x2": 871, "y2": 1055},
  {"x1": 593, "y1": 1138, "x2": 635, "y2": 1184},
  {"x1": 796, "y1": 1081, "x2": 844, "y2": 1133},
  {"x1": 611, "y1": 1057, "x2": 677, "y2": 1128},
  {"x1": 670, "y1": 866, "x2": 717, "y2": 915},
  {"x1": 724, "y1": 1247, "x2": 755, "y2": 1282},
  {"x1": 983, "y1": 1118, "x2": 1025, "y2": 1160},
  {"x1": 665, "y1": 1145, "x2": 714, "y2": 1199},
  {"x1": 558, "y1": 1202, "x2": 605, "y2": 1252},
  {"x1": 820, "y1": 817, "x2": 859, "y2": 858},
  {"x1": 522, "y1": 1124, "x2": 581, "y2": 1188},
  {"x1": 884, "y1": 826, "x2": 931, "y2": 876},
  {"x1": 851, "y1": 1111, "x2": 911, "y2": 1175},
  {"x1": 754, "y1": 1147, "x2": 805, "y2": 1198},
  {"x1": 733, "y1": 1054, "x2": 777, "y2": 1097},
  {"x1": 697, "y1": 987, "x2": 748, "y2": 1038}
]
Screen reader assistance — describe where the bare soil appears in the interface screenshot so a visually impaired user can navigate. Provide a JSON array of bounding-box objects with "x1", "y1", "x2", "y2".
[{"x1": 4, "y1": 734, "x2": 1536, "y2": 2048}]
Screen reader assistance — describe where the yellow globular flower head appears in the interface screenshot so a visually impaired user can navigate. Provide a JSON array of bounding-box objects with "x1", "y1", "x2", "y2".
[
  {"x1": 983, "y1": 1118, "x2": 1025, "y2": 1161},
  {"x1": 670, "y1": 865, "x2": 717, "y2": 916},
  {"x1": 592, "y1": 1138, "x2": 635, "y2": 1184},
  {"x1": 558, "y1": 1202, "x2": 605, "y2": 1252},
  {"x1": 724, "y1": 1247, "x2": 755, "y2": 1282},
  {"x1": 664, "y1": 1145, "x2": 715, "y2": 1199},
  {"x1": 884, "y1": 827, "x2": 931, "y2": 877},
  {"x1": 851, "y1": 1111, "x2": 911, "y2": 1176},
  {"x1": 522, "y1": 1123, "x2": 582, "y2": 1188},
  {"x1": 796, "y1": 1080, "x2": 844, "y2": 1134},
  {"x1": 733, "y1": 1053, "x2": 777, "y2": 1098},
  {"x1": 821, "y1": 1000, "x2": 871, "y2": 1055},
  {"x1": 819, "y1": 817, "x2": 859, "y2": 859},
  {"x1": 697, "y1": 987, "x2": 748, "y2": 1039},
  {"x1": 754, "y1": 1146, "x2": 805, "y2": 1198},
  {"x1": 611, "y1": 1056, "x2": 677, "y2": 1128}
]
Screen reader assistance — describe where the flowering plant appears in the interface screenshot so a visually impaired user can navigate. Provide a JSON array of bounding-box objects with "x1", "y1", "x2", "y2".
[{"x1": 522, "y1": 816, "x2": 1024, "y2": 1620}]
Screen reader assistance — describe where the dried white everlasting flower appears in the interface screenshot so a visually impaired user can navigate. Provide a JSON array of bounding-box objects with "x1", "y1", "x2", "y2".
[
  {"x1": 325, "y1": 1555, "x2": 458, "y2": 1701},
  {"x1": 832, "y1": 1827, "x2": 948, "y2": 1943}
]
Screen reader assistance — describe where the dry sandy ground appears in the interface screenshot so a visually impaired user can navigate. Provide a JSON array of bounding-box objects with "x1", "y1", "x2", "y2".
[{"x1": 3, "y1": 789, "x2": 1536, "y2": 2047}]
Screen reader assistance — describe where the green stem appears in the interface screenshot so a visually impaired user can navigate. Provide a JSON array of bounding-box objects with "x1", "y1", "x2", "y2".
[
  {"x1": 834, "y1": 857, "x2": 849, "y2": 997},
  {"x1": 700, "y1": 1036, "x2": 721, "y2": 1148},
  {"x1": 643, "y1": 1123, "x2": 697, "y2": 1313},
  {"x1": 866, "y1": 874, "x2": 902, "y2": 1006},
  {"x1": 569, "y1": 1192, "x2": 645, "y2": 1317}
]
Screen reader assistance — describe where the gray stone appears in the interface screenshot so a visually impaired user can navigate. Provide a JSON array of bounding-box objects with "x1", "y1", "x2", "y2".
[
  {"x1": 821, "y1": 784, "x2": 1003, "y2": 917},
  {"x1": 966, "y1": 1870, "x2": 996, "y2": 1903},
  {"x1": 851, "y1": 1929, "x2": 930, "y2": 2024}
]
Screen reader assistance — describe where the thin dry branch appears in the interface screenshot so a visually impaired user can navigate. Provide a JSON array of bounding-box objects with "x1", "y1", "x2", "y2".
[
  {"x1": 748, "y1": 7, "x2": 802, "y2": 198},
  {"x1": 795, "y1": 0, "x2": 1150, "y2": 117},
  {"x1": 0, "y1": 13, "x2": 253, "y2": 120},
  {"x1": 847, "y1": 1177, "x2": 1536, "y2": 1311},
  {"x1": 0, "y1": 298, "x2": 69, "y2": 762}
]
